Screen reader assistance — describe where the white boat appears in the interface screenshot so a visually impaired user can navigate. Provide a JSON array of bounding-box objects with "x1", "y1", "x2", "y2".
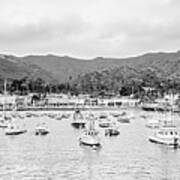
[
  {"x1": 149, "y1": 100, "x2": 179, "y2": 146},
  {"x1": 35, "y1": 123, "x2": 49, "y2": 135},
  {"x1": 146, "y1": 119, "x2": 160, "y2": 129},
  {"x1": 79, "y1": 113, "x2": 101, "y2": 147},
  {"x1": 71, "y1": 109, "x2": 86, "y2": 129},
  {"x1": 5, "y1": 124, "x2": 27, "y2": 135},
  {"x1": 149, "y1": 124, "x2": 179, "y2": 146}
]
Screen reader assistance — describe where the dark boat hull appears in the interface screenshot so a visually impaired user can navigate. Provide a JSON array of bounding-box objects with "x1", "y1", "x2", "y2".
[
  {"x1": 105, "y1": 129, "x2": 120, "y2": 136},
  {"x1": 5, "y1": 130, "x2": 27, "y2": 135},
  {"x1": 99, "y1": 123, "x2": 110, "y2": 128},
  {"x1": 71, "y1": 122, "x2": 86, "y2": 129},
  {"x1": 35, "y1": 131, "x2": 49, "y2": 135}
]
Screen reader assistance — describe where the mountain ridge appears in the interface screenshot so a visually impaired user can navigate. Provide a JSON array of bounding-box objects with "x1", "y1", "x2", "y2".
[{"x1": 1, "y1": 50, "x2": 180, "y2": 83}]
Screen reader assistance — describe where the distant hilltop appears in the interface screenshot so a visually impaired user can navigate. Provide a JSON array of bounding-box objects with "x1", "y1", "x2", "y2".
[{"x1": 1, "y1": 50, "x2": 180, "y2": 83}]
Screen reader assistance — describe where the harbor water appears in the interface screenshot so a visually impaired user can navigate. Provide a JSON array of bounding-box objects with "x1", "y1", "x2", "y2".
[{"x1": 0, "y1": 109, "x2": 180, "y2": 180}]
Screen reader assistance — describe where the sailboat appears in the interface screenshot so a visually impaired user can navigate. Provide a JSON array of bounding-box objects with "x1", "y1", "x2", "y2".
[
  {"x1": 149, "y1": 94, "x2": 179, "y2": 146},
  {"x1": 79, "y1": 113, "x2": 101, "y2": 147},
  {"x1": 0, "y1": 80, "x2": 10, "y2": 128},
  {"x1": 1, "y1": 80, "x2": 27, "y2": 136},
  {"x1": 71, "y1": 108, "x2": 86, "y2": 129}
]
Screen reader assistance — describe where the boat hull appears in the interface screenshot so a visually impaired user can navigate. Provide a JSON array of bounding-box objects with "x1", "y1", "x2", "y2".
[
  {"x1": 99, "y1": 123, "x2": 110, "y2": 128},
  {"x1": 35, "y1": 130, "x2": 49, "y2": 135},
  {"x1": 79, "y1": 138, "x2": 101, "y2": 147},
  {"x1": 117, "y1": 118, "x2": 130, "y2": 123},
  {"x1": 71, "y1": 122, "x2": 86, "y2": 129},
  {"x1": 5, "y1": 130, "x2": 27, "y2": 135},
  {"x1": 105, "y1": 129, "x2": 120, "y2": 136},
  {"x1": 149, "y1": 136, "x2": 179, "y2": 146},
  {"x1": 0, "y1": 124, "x2": 8, "y2": 128},
  {"x1": 146, "y1": 124, "x2": 160, "y2": 129}
]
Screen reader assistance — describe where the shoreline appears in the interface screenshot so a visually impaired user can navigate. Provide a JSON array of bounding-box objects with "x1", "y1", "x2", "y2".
[{"x1": 0, "y1": 106, "x2": 138, "y2": 112}]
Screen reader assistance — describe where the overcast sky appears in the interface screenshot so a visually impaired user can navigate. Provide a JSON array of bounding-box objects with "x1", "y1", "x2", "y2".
[{"x1": 0, "y1": 0, "x2": 180, "y2": 58}]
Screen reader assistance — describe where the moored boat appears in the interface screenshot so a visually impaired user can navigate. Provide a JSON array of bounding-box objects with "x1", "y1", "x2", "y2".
[
  {"x1": 149, "y1": 124, "x2": 179, "y2": 146},
  {"x1": 79, "y1": 113, "x2": 101, "y2": 147},
  {"x1": 0, "y1": 119, "x2": 9, "y2": 128},
  {"x1": 5, "y1": 124, "x2": 27, "y2": 135},
  {"x1": 105, "y1": 125, "x2": 120, "y2": 136},
  {"x1": 117, "y1": 117, "x2": 130, "y2": 123},
  {"x1": 146, "y1": 119, "x2": 160, "y2": 129},
  {"x1": 35, "y1": 123, "x2": 49, "y2": 135},
  {"x1": 71, "y1": 109, "x2": 86, "y2": 129},
  {"x1": 99, "y1": 119, "x2": 112, "y2": 128},
  {"x1": 149, "y1": 103, "x2": 179, "y2": 147}
]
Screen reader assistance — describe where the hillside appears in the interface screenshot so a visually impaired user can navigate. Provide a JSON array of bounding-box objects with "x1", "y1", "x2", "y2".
[
  {"x1": 21, "y1": 51, "x2": 180, "y2": 82},
  {"x1": 1, "y1": 50, "x2": 180, "y2": 84},
  {"x1": 0, "y1": 54, "x2": 56, "y2": 82}
]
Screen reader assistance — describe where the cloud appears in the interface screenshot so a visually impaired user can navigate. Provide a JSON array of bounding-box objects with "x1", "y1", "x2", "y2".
[{"x1": 0, "y1": 0, "x2": 180, "y2": 58}]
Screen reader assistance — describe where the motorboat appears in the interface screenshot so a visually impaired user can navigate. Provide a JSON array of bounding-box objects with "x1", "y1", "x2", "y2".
[
  {"x1": 149, "y1": 124, "x2": 179, "y2": 146},
  {"x1": 5, "y1": 124, "x2": 27, "y2": 135},
  {"x1": 146, "y1": 119, "x2": 160, "y2": 129},
  {"x1": 99, "y1": 118, "x2": 112, "y2": 128},
  {"x1": 71, "y1": 109, "x2": 86, "y2": 129},
  {"x1": 111, "y1": 111, "x2": 126, "y2": 118},
  {"x1": 105, "y1": 124, "x2": 120, "y2": 136},
  {"x1": 117, "y1": 117, "x2": 130, "y2": 123},
  {"x1": 79, "y1": 129, "x2": 101, "y2": 147},
  {"x1": 61, "y1": 113, "x2": 70, "y2": 119},
  {"x1": 35, "y1": 123, "x2": 49, "y2": 135},
  {"x1": 56, "y1": 116, "x2": 62, "y2": 120},
  {"x1": 0, "y1": 119, "x2": 9, "y2": 128},
  {"x1": 149, "y1": 96, "x2": 180, "y2": 146},
  {"x1": 98, "y1": 112, "x2": 112, "y2": 128},
  {"x1": 79, "y1": 113, "x2": 101, "y2": 147},
  {"x1": 99, "y1": 112, "x2": 108, "y2": 119}
]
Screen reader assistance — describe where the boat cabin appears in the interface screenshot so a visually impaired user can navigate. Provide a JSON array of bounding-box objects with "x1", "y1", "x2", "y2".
[
  {"x1": 84, "y1": 130, "x2": 98, "y2": 136},
  {"x1": 157, "y1": 127, "x2": 179, "y2": 137}
]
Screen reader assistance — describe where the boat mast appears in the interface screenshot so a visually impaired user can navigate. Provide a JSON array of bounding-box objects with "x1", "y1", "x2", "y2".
[
  {"x1": 171, "y1": 92, "x2": 174, "y2": 123},
  {"x1": 3, "y1": 79, "x2": 7, "y2": 119}
]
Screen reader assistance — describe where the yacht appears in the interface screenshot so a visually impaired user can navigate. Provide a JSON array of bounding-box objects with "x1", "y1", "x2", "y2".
[
  {"x1": 149, "y1": 107, "x2": 179, "y2": 146},
  {"x1": 79, "y1": 113, "x2": 101, "y2": 147},
  {"x1": 71, "y1": 109, "x2": 86, "y2": 129},
  {"x1": 149, "y1": 123, "x2": 179, "y2": 146}
]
